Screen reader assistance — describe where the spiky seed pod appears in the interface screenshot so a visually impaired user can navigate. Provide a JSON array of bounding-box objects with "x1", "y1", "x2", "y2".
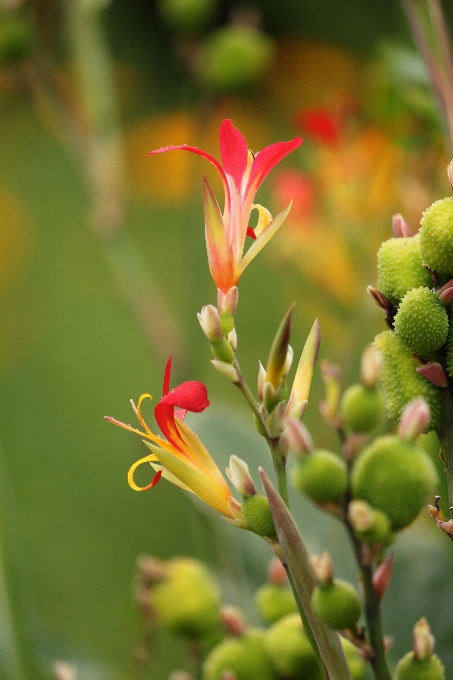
[
  {"x1": 374, "y1": 331, "x2": 442, "y2": 430},
  {"x1": 311, "y1": 580, "x2": 362, "y2": 630},
  {"x1": 393, "y1": 287, "x2": 448, "y2": 357},
  {"x1": 395, "y1": 652, "x2": 445, "y2": 680},
  {"x1": 419, "y1": 197, "x2": 453, "y2": 275},
  {"x1": 152, "y1": 558, "x2": 221, "y2": 638},
  {"x1": 377, "y1": 235, "x2": 431, "y2": 305},
  {"x1": 254, "y1": 584, "x2": 297, "y2": 624},
  {"x1": 291, "y1": 450, "x2": 348, "y2": 504},
  {"x1": 340, "y1": 384, "x2": 386, "y2": 433},
  {"x1": 202, "y1": 629, "x2": 275, "y2": 680},
  {"x1": 241, "y1": 494, "x2": 276, "y2": 538},
  {"x1": 351, "y1": 435, "x2": 438, "y2": 531},
  {"x1": 265, "y1": 613, "x2": 319, "y2": 677},
  {"x1": 341, "y1": 638, "x2": 367, "y2": 680}
]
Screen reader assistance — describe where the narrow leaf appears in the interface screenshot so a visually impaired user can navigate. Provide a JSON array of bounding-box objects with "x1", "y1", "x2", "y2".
[{"x1": 260, "y1": 469, "x2": 352, "y2": 680}]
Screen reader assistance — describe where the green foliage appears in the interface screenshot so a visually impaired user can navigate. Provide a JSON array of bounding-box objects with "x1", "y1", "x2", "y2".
[
  {"x1": 340, "y1": 384, "x2": 386, "y2": 433},
  {"x1": 265, "y1": 613, "x2": 321, "y2": 678},
  {"x1": 395, "y1": 652, "x2": 446, "y2": 680},
  {"x1": 377, "y1": 235, "x2": 431, "y2": 306},
  {"x1": 393, "y1": 287, "x2": 448, "y2": 356},
  {"x1": 351, "y1": 435, "x2": 438, "y2": 531},
  {"x1": 311, "y1": 580, "x2": 362, "y2": 630},
  {"x1": 419, "y1": 197, "x2": 453, "y2": 275},
  {"x1": 291, "y1": 450, "x2": 348, "y2": 504}
]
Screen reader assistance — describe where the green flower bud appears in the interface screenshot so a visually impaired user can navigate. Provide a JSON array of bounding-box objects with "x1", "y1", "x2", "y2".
[
  {"x1": 393, "y1": 287, "x2": 448, "y2": 356},
  {"x1": 395, "y1": 652, "x2": 445, "y2": 680},
  {"x1": 374, "y1": 331, "x2": 442, "y2": 430},
  {"x1": 340, "y1": 384, "x2": 386, "y2": 433},
  {"x1": 152, "y1": 558, "x2": 221, "y2": 638},
  {"x1": 341, "y1": 638, "x2": 367, "y2": 680},
  {"x1": 220, "y1": 311, "x2": 235, "y2": 335},
  {"x1": 202, "y1": 629, "x2": 275, "y2": 680},
  {"x1": 198, "y1": 26, "x2": 275, "y2": 92},
  {"x1": 211, "y1": 338, "x2": 235, "y2": 363},
  {"x1": 254, "y1": 584, "x2": 297, "y2": 624},
  {"x1": 312, "y1": 580, "x2": 362, "y2": 630},
  {"x1": 241, "y1": 494, "x2": 276, "y2": 538},
  {"x1": 377, "y1": 235, "x2": 431, "y2": 305},
  {"x1": 265, "y1": 613, "x2": 319, "y2": 677},
  {"x1": 291, "y1": 450, "x2": 348, "y2": 504},
  {"x1": 351, "y1": 435, "x2": 438, "y2": 531},
  {"x1": 419, "y1": 197, "x2": 453, "y2": 275}
]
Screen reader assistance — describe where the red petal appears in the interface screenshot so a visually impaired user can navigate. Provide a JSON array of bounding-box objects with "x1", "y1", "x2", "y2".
[
  {"x1": 148, "y1": 144, "x2": 228, "y2": 187},
  {"x1": 155, "y1": 380, "x2": 210, "y2": 449},
  {"x1": 246, "y1": 226, "x2": 257, "y2": 240},
  {"x1": 219, "y1": 120, "x2": 249, "y2": 191},
  {"x1": 296, "y1": 109, "x2": 340, "y2": 146},
  {"x1": 162, "y1": 356, "x2": 172, "y2": 397},
  {"x1": 142, "y1": 469, "x2": 163, "y2": 491},
  {"x1": 246, "y1": 138, "x2": 303, "y2": 198}
]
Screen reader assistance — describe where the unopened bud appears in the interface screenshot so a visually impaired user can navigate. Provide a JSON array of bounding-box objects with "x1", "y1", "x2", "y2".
[
  {"x1": 367, "y1": 286, "x2": 392, "y2": 311},
  {"x1": 372, "y1": 553, "x2": 394, "y2": 602},
  {"x1": 413, "y1": 618, "x2": 435, "y2": 660},
  {"x1": 392, "y1": 213, "x2": 412, "y2": 238},
  {"x1": 360, "y1": 345, "x2": 382, "y2": 388},
  {"x1": 348, "y1": 500, "x2": 374, "y2": 532},
  {"x1": 54, "y1": 662, "x2": 78, "y2": 680},
  {"x1": 282, "y1": 345, "x2": 294, "y2": 378},
  {"x1": 257, "y1": 361, "x2": 266, "y2": 401},
  {"x1": 220, "y1": 605, "x2": 248, "y2": 637},
  {"x1": 310, "y1": 552, "x2": 333, "y2": 584},
  {"x1": 448, "y1": 159, "x2": 453, "y2": 190},
  {"x1": 263, "y1": 381, "x2": 278, "y2": 409},
  {"x1": 287, "y1": 318, "x2": 321, "y2": 412},
  {"x1": 416, "y1": 362, "x2": 447, "y2": 388},
  {"x1": 265, "y1": 401, "x2": 286, "y2": 438},
  {"x1": 267, "y1": 557, "x2": 288, "y2": 586},
  {"x1": 228, "y1": 328, "x2": 238, "y2": 350},
  {"x1": 283, "y1": 418, "x2": 314, "y2": 456},
  {"x1": 398, "y1": 398, "x2": 431, "y2": 441},
  {"x1": 265, "y1": 304, "x2": 295, "y2": 391},
  {"x1": 198, "y1": 305, "x2": 223, "y2": 341},
  {"x1": 227, "y1": 456, "x2": 256, "y2": 497},
  {"x1": 286, "y1": 396, "x2": 308, "y2": 420},
  {"x1": 211, "y1": 359, "x2": 239, "y2": 383},
  {"x1": 137, "y1": 555, "x2": 167, "y2": 584},
  {"x1": 217, "y1": 286, "x2": 239, "y2": 315}
]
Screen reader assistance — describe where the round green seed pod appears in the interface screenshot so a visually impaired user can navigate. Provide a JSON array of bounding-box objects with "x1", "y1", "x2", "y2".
[
  {"x1": 377, "y1": 234, "x2": 431, "y2": 305},
  {"x1": 291, "y1": 450, "x2": 348, "y2": 504},
  {"x1": 312, "y1": 580, "x2": 362, "y2": 630},
  {"x1": 241, "y1": 494, "x2": 276, "y2": 538},
  {"x1": 341, "y1": 638, "x2": 367, "y2": 680},
  {"x1": 374, "y1": 331, "x2": 442, "y2": 430},
  {"x1": 351, "y1": 435, "x2": 438, "y2": 531},
  {"x1": 152, "y1": 558, "x2": 221, "y2": 638},
  {"x1": 254, "y1": 584, "x2": 297, "y2": 624},
  {"x1": 202, "y1": 629, "x2": 275, "y2": 680},
  {"x1": 353, "y1": 508, "x2": 392, "y2": 545},
  {"x1": 198, "y1": 26, "x2": 275, "y2": 92},
  {"x1": 393, "y1": 287, "x2": 448, "y2": 357},
  {"x1": 419, "y1": 197, "x2": 453, "y2": 275},
  {"x1": 340, "y1": 384, "x2": 386, "y2": 433},
  {"x1": 395, "y1": 651, "x2": 445, "y2": 680},
  {"x1": 265, "y1": 613, "x2": 319, "y2": 678}
]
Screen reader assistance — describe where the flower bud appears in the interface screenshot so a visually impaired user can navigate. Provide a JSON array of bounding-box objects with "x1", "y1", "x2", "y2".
[
  {"x1": 198, "y1": 305, "x2": 223, "y2": 341},
  {"x1": 241, "y1": 494, "x2": 276, "y2": 538},
  {"x1": 448, "y1": 160, "x2": 453, "y2": 190},
  {"x1": 377, "y1": 234, "x2": 431, "y2": 305},
  {"x1": 360, "y1": 345, "x2": 382, "y2": 388},
  {"x1": 227, "y1": 456, "x2": 256, "y2": 497},
  {"x1": 416, "y1": 362, "x2": 447, "y2": 388},
  {"x1": 220, "y1": 605, "x2": 248, "y2": 637},
  {"x1": 398, "y1": 397, "x2": 431, "y2": 441},
  {"x1": 395, "y1": 619, "x2": 445, "y2": 680},
  {"x1": 310, "y1": 552, "x2": 333, "y2": 584},
  {"x1": 210, "y1": 338, "x2": 235, "y2": 363},
  {"x1": 264, "y1": 401, "x2": 286, "y2": 438},
  {"x1": 203, "y1": 629, "x2": 274, "y2": 680},
  {"x1": 340, "y1": 384, "x2": 385, "y2": 433},
  {"x1": 393, "y1": 287, "x2": 448, "y2": 357},
  {"x1": 291, "y1": 450, "x2": 348, "y2": 505},
  {"x1": 265, "y1": 614, "x2": 318, "y2": 677},
  {"x1": 220, "y1": 312, "x2": 235, "y2": 335},
  {"x1": 265, "y1": 304, "x2": 295, "y2": 391},
  {"x1": 228, "y1": 328, "x2": 238, "y2": 351},
  {"x1": 419, "y1": 197, "x2": 453, "y2": 275},
  {"x1": 257, "y1": 361, "x2": 266, "y2": 401},
  {"x1": 351, "y1": 435, "x2": 438, "y2": 531},
  {"x1": 348, "y1": 500, "x2": 392, "y2": 545},
  {"x1": 372, "y1": 552, "x2": 394, "y2": 602},
  {"x1": 283, "y1": 418, "x2": 314, "y2": 457},
  {"x1": 413, "y1": 618, "x2": 435, "y2": 660},
  {"x1": 217, "y1": 286, "x2": 238, "y2": 315},
  {"x1": 286, "y1": 319, "x2": 321, "y2": 414},
  {"x1": 311, "y1": 579, "x2": 362, "y2": 630},
  {"x1": 282, "y1": 345, "x2": 294, "y2": 378},
  {"x1": 267, "y1": 558, "x2": 287, "y2": 586},
  {"x1": 211, "y1": 359, "x2": 239, "y2": 383},
  {"x1": 392, "y1": 213, "x2": 413, "y2": 238}
]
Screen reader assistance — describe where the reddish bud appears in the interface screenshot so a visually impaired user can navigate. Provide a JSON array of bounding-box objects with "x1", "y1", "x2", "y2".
[
  {"x1": 398, "y1": 398, "x2": 431, "y2": 440},
  {"x1": 267, "y1": 557, "x2": 288, "y2": 586},
  {"x1": 220, "y1": 605, "x2": 248, "y2": 637},
  {"x1": 392, "y1": 213, "x2": 412, "y2": 238},
  {"x1": 372, "y1": 553, "x2": 394, "y2": 602},
  {"x1": 416, "y1": 362, "x2": 447, "y2": 388}
]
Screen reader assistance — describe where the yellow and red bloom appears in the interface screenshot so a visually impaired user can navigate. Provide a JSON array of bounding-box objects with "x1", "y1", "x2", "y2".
[
  {"x1": 105, "y1": 358, "x2": 236, "y2": 518},
  {"x1": 148, "y1": 119, "x2": 302, "y2": 293}
]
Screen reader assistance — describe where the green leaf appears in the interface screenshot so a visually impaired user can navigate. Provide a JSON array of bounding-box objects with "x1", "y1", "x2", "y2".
[{"x1": 260, "y1": 469, "x2": 352, "y2": 680}]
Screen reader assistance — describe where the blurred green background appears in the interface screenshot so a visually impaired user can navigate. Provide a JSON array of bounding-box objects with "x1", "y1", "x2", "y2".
[{"x1": 1, "y1": 0, "x2": 453, "y2": 678}]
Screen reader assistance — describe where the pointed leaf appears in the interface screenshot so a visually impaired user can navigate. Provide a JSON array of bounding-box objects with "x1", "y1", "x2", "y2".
[
  {"x1": 238, "y1": 203, "x2": 292, "y2": 274},
  {"x1": 260, "y1": 469, "x2": 352, "y2": 680},
  {"x1": 291, "y1": 319, "x2": 321, "y2": 404}
]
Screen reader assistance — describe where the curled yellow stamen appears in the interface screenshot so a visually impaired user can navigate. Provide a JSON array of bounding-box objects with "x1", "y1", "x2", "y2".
[{"x1": 128, "y1": 453, "x2": 162, "y2": 491}]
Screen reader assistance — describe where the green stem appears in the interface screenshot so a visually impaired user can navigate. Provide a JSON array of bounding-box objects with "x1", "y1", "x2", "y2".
[{"x1": 439, "y1": 386, "x2": 453, "y2": 509}]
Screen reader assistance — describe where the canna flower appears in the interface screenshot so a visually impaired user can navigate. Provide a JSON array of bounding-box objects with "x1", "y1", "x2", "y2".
[
  {"x1": 148, "y1": 120, "x2": 302, "y2": 293},
  {"x1": 105, "y1": 358, "x2": 236, "y2": 518}
]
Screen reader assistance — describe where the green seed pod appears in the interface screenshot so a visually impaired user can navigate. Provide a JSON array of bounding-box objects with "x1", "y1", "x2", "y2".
[
  {"x1": 393, "y1": 287, "x2": 448, "y2": 357},
  {"x1": 202, "y1": 629, "x2": 275, "y2": 680},
  {"x1": 152, "y1": 558, "x2": 221, "y2": 638},
  {"x1": 210, "y1": 338, "x2": 235, "y2": 363},
  {"x1": 291, "y1": 450, "x2": 348, "y2": 504},
  {"x1": 377, "y1": 234, "x2": 431, "y2": 305},
  {"x1": 254, "y1": 584, "x2": 297, "y2": 624},
  {"x1": 395, "y1": 652, "x2": 445, "y2": 680},
  {"x1": 198, "y1": 26, "x2": 275, "y2": 92},
  {"x1": 241, "y1": 494, "x2": 276, "y2": 538},
  {"x1": 312, "y1": 580, "x2": 362, "y2": 630},
  {"x1": 374, "y1": 331, "x2": 442, "y2": 430},
  {"x1": 340, "y1": 384, "x2": 386, "y2": 433},
  {"x1": 265, "y1": 613, "x2": 319, "y2": 678},
  {"x1": 341, "y1": 638, "x2": 367, "y2": 680},
  {"x1": 353, "y1": 508, "x2": 392, "y2": 545},
  {"x1": 419, "y1": 197, "x2": 453, "y2": 275},
  {"x1": 157, "y1": 0, "x2": 217, "y2": 33},
  {"x1": 351, "y1": 435, "x2": 438, "y2": 531}
]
